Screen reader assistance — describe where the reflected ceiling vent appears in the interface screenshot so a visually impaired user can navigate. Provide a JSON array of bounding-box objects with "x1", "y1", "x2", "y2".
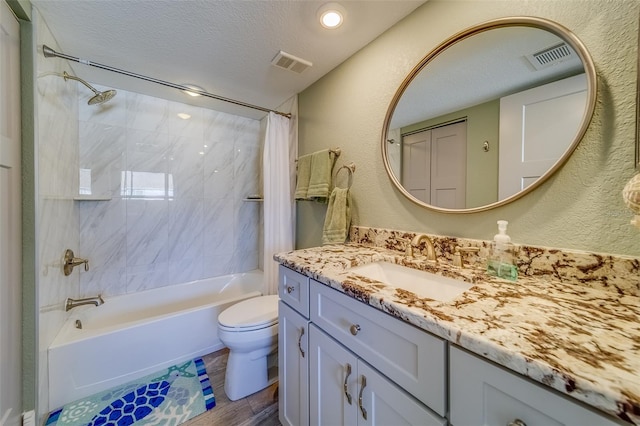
[
  {"x1": 526, "y1": 42, "x2": 575, "y2": 70},
  {"x1": 271, "y1": 50, "x2": 312, "y2": 74}
]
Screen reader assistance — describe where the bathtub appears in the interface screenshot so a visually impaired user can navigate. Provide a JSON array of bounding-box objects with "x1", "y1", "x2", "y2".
[{"x1": 48, "y1": 270, "x2": 263, "y2": 410}]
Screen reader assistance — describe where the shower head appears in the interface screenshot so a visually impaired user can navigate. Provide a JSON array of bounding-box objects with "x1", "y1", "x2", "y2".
[{"x1": 62, "y1": 71, "x2": 117, "y2": 105}]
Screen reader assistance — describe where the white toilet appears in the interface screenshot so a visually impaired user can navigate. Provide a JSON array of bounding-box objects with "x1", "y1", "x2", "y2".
[{"x1": 217, "y1": 294, "x2": 279, "y2": 401}]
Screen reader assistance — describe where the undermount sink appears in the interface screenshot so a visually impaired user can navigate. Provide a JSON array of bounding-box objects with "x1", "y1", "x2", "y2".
[{"x1": 348, "y1": 261, "x2": 473, "y2": 302}]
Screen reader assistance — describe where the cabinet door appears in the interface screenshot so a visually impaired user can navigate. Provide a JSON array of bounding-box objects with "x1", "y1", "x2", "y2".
[
  {"x1": 450, "y1": 346, "x2": 622, "y2": 426},
  {"x1": 279, "y1": 301, "x2": 310, "y2": 426},
  {"x1": 357, "y1": 361, "x2": 446, "y2": 426},
  {"x1": 309, "y1": 324, "x2": 358, "y2": 426}
]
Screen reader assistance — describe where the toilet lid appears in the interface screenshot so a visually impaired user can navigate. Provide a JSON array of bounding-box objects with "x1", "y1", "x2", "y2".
[{"x1": 218, "y1": 295, "x2": 279, "y2": 330}]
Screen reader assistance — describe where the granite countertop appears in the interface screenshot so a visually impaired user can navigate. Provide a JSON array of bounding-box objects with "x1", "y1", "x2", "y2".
[{"x1": 274, "y1": 243, "x2": 640, "y2": 424}]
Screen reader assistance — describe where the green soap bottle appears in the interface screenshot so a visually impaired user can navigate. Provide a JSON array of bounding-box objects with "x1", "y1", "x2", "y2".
[{"x1": 486, "y1": 220, "x2": 518, "y2": 281}]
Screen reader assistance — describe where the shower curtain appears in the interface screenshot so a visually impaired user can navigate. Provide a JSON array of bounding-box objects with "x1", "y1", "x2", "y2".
[{"x1": 263, "y1": 97, "x2": 297, "y2": 295}]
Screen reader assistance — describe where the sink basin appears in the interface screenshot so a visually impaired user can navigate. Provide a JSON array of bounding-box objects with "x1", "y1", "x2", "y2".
[{"x1": 348, "y1": 261, "x2": 473, "y2": 302}]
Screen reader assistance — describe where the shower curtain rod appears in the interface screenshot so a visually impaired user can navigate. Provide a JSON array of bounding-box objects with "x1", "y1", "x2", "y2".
[{"x1": 42, "y1": 45, "x2": 292, "y2": 119}]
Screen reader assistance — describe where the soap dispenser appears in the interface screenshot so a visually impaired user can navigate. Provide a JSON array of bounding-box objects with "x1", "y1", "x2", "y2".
[{"x1": 486, "y1": 220, "x2": 518, "y2": 281}]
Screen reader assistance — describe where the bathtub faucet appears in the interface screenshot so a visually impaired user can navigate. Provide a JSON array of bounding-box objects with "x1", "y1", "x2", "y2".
[{"x1": 65, "y1": 295, "x2": 105, "y2": 311}]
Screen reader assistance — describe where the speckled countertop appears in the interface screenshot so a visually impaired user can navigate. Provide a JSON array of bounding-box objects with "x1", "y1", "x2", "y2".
[{"x1": 274, "y1": 243, "x2": 640, "y2": 424}]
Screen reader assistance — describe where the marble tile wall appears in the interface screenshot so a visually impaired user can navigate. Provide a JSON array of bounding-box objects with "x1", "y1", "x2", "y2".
[{"x1": 77, "y1": 89, "x2": 262, "y2": 297}]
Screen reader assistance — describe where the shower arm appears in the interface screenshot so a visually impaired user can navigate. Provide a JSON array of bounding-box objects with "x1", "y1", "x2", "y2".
[
  {"x1": 63, "y1": 72, "x2": 101, "y2": 95},
  {"x1": 43, "y1": 45, "x2": 292, "y2": 119}
]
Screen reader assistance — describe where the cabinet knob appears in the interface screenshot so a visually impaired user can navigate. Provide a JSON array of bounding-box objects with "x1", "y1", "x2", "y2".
[
  {"x1": 507, "y1": 420, "x2": 527, "y2": 426},
  {"x1": 286, "y1": 286, "x2": 294, "y2": 294},
  {"x1": 350, "y1": 324, "x2": 361, "y2": 335}
]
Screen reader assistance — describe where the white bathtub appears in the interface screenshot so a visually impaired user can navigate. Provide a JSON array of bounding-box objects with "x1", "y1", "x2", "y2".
[{"x1": 48, "y1": 270, "x2": 263, "y2": 410}]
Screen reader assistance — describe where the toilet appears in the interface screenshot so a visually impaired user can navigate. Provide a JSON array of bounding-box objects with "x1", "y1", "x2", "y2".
[{"x1": 217, "y1": 294, "x2": 279, "y2": 401}]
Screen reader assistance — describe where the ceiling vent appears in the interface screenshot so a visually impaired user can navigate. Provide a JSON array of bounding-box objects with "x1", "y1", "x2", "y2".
[
  {"x1": 271, "y1": 51, "x2": 312, "y2": 74},
  {"x1": 526, "y1": 42, "x2": 575, "y2": 70}
]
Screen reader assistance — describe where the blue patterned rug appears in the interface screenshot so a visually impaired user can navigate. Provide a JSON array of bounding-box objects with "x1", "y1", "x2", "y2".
[{"x1": 45, "y1": 358, "x2": 215, "y2": 426}]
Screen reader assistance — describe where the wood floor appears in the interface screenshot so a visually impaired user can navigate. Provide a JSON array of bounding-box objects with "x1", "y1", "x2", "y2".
[{"x1": 182, "y1": 348, "x2": 282, "y2": 426}]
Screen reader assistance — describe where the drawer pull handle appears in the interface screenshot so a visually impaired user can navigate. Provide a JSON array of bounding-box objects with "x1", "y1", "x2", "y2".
[
  {"x1": 297, "y1": 327, "x2": 305, "y2": 358},
  {"x1": 343, "y1": 363, "x2": 353, "y2": 405},
  {"x1": 507, "y1": 420, "x2": 527, "y2": 426},
  {"x1": 286, "y1": 286, "x2": 294, "y2": 294},
  {"x1": 358, "y1": 375, "x2": 367, "y2": 420},
  {"x1": 350, "y1": 324, "x2": 361, "y2": 335}
]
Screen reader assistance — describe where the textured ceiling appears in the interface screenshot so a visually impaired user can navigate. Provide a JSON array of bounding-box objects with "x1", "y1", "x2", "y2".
[{"x1": 32, "y1": 0, "x2": 426, "y2": 119}]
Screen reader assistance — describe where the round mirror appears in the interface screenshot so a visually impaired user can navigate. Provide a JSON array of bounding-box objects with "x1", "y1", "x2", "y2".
[{"x1": 382, "y1": 17, "x2": 596, "y2": 213}]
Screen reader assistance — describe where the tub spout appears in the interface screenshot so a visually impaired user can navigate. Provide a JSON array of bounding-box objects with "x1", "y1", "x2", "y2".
[{"x1": 65, "y1": 295, "x2": 104, "y2": 311}]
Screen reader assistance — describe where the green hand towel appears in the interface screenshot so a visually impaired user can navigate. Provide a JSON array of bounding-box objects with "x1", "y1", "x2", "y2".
[
  {"x1": 294, "y1": 154, "x2": 312, "y2": 200},
  {"x1": 308, "y1": 149, "x2": 335, "y2": 203},
  {"x1": 322, "y1": 187, "x2": 351, "y2": 245}
]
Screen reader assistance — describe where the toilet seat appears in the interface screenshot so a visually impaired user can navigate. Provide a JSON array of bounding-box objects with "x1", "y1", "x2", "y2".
[{"x1": 218, "y1": 295, "x2": 279, "y2": 332}]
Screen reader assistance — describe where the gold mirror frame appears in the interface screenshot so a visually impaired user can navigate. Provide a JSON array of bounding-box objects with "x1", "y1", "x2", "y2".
[{"x1": 381, "y1": 16, "x2": 597, "y2": 214}]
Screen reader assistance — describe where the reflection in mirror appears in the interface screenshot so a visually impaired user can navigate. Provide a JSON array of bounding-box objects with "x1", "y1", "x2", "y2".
[{"x1": 382, "y1": 17, "x2": 596, "y2": 213}]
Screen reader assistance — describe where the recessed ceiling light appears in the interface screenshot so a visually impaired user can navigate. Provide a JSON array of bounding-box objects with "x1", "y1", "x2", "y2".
[
  {"x1": 181, "y1": 84, "x2": 205, "y2": 97},
  {"x1": 318, "y1": 3, "x2": 345, "y2": 29},
  {"x1": 177, "y1": 113, "x2": 191, "y2": 120}
]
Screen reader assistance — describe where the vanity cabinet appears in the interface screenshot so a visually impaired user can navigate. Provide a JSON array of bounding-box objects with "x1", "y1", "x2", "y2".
[
  {"x1": 279, "y1": 265, "x2": 446, "y2": 426},
  {"x1": 309, "y1": 324, "x2": 446, "y2": 426},
  {"x1": 310, "y1": 280, "x2": 447, "y2": 417},
  {"x1": 449, "y1": 346, "x2": 622, "y2": 426},
  {"x1": 278, "y1": 265, "x2": 622, "y2": 426},
  {"x1": 278, "y1": 266, "x2": 310, "y2": 426}
]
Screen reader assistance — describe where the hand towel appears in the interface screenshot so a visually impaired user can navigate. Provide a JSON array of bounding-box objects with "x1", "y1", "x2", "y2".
[
  {"x1": 307, "y1": 149, "x2": 335, "y2": 203},
  {"x1": 294, "y1": 154, "x2": 312, "y2": 200},
  {"x1": 322, "y1": 187, "x2": 351, "y2": 245}
]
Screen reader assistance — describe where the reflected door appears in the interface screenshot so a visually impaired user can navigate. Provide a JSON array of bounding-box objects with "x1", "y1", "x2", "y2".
[
  {"x1": 499, "y1": 73, "x2": 587, "y2": 199},
  {"x1": 401, "y1": 121, "x2": 467, "y2": 208}
]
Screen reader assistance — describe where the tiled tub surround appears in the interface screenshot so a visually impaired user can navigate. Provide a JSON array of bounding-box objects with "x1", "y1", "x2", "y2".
[
  {"x1": 274, "y1": 229, "x2": 640, "y2": 423},
  {"x1": 77, "y1": 89, "x2": 262, "y2": 296}
]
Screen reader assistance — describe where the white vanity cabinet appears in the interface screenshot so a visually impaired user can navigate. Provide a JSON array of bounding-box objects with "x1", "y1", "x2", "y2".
[
  {"x1": 310, "y1": 279, "x2": 447, "y2": 417},
  {"x1": 278, "y1": 266, "x2": 310, "y2": 426},
  {"x1": 449, "y1": 346, "x2": 623, "y2": 426},
  {"x1": 309, "y1": 324, "x2": 446, "y2": 426}
]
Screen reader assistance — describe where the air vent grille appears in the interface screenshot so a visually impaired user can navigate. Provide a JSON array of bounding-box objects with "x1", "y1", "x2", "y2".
[
  {"x1": 271, "y1": 51, "x2": 312, "y2": 74},
  {"x1": 526, "y1": 42, "x2": 575, "y2": 70}
]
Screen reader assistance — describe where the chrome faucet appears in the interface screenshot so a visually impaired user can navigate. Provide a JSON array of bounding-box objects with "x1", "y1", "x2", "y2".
[
  {"x1": 65, "y1": 295, "x2": 104, "y2": 311},
  {"x1": 407, "y1": 234, "x2": 438, "y2": 263}
]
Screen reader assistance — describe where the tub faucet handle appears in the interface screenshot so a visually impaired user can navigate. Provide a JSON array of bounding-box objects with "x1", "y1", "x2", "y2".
[{"x1": 64, "y1": 249, "x2": 89, "y2": 276}]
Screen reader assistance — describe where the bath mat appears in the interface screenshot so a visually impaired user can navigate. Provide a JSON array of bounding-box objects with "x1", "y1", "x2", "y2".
[{"x1": 45, "y1": 358, "x2": 215, "y2": 426}]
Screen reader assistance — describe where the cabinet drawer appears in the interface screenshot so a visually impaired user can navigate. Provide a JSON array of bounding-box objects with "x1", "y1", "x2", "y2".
[
  {"x1": 310, "y1": 280, "x2": 447, "y2": 417},
  {"x1": 279, "y1": 265, "x2": 310, "y2": 318},
  {"x1": 450, "y1": 346, "x2": 622, "y2": 426}
]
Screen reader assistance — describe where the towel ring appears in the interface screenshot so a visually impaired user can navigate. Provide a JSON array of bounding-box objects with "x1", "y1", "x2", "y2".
[{"x1": 335, "y1": 162, "x2": 356, "y2": 189}]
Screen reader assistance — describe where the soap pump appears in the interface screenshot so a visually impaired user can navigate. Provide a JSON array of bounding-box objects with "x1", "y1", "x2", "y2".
[{"x1": 486, "y1": 220, "x2": 518, "y2": 281}]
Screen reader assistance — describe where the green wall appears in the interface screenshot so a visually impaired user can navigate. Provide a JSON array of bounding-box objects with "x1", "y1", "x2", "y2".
[
  {"x1": 297, "y1": 0, "x2": 639, "y2": 257},
  {"x1": 7, "y1": 0, "x2": 36, "y2": 412},
  {"x1": 400, "y1": 99, "x2": 500, "y2": 208}
]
